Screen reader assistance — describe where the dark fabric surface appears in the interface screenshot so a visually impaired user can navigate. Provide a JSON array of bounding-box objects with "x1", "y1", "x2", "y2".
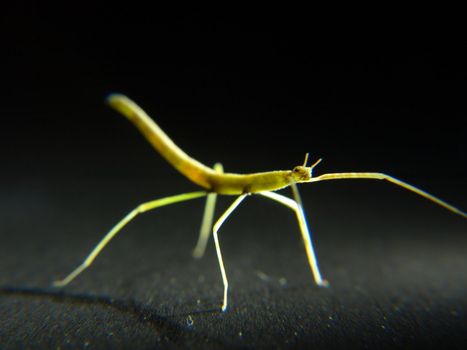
[{"x1": 1, "y1": 177, "x2": 466, "y2": 348}]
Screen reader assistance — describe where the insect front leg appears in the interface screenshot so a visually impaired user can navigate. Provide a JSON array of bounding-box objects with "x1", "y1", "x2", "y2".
[
  {"x1": 213, "y1": 194, "x2": 248, "y2": 312},
  {"x1": 259, "y1": 188, "x2": 329, "y2": 287},
  {"x1": 310, "y1": 172, "x2": 466, "y2": 218}
]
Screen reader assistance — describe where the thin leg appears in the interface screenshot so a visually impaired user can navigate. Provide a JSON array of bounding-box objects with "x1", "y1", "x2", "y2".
[
  {"x1": 193, "y1": 163, "x2": 224, "y2": 258},
  {"x1": 259, "y1": 189, "x2": 329, "y2": 287},
  {"x1": 213, "y1": 194, "x2": 248, "y2": 312},
  {"x1": 53, "y1": 191, "x2": 207, "y2": 287},
  {"x1": 310, "y1": 172, "x2": 466, "y2": 218}
]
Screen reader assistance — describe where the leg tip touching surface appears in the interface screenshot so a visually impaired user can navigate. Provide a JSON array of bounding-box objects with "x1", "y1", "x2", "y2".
[
  {"x1": 191, "y1": 247, "x2": 205, "y2": 259},
  {"x1": 318, "y1": 279, "x2": 330, "y2": 288},
  {"x1": 52, "y1": 279, "x2": 67, "y2": 288}
]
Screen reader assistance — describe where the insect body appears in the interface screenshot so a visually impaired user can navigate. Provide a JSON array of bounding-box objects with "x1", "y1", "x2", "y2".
[{"x1": 54, "y1": 94, "x2": 466, "y2": 311}]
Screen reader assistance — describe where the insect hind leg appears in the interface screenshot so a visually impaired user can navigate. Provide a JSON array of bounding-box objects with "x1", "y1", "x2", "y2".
[
  {"x1": 53, "y1": 191, "x2": 207, "y2": 287},
  {"x1": 193, "y1": 162, "x2": 224, "y2": 258}
]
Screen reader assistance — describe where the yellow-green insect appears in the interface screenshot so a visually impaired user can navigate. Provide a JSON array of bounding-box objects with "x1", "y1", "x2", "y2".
[{"x1": 53, "y1": 94, "x2": 466, "y2": 311}]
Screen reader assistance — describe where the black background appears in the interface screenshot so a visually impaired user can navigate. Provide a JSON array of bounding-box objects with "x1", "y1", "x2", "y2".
[{"x1": 0, "y1": 4, "x2": 466, "y2": 349}]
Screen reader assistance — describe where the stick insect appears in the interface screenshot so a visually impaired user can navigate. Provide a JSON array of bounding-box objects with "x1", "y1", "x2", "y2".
[{"x1": 53, "y1": 94, "x2": 467, "y2": 311}]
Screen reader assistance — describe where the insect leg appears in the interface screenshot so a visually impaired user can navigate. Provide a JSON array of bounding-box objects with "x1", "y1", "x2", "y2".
[
  {"x1": 310, "y1": 172, "x2": 466, "y2": 218},
  {"x1": 213, "y1": 194, "x2": 248, "y2": 311},
  {"x1": 193, "y1": 163, "x2": 224, "y2": 258},
  {"x1": 53, "y1": 191, "x2": 207, "y2": 287},
  {"x1": 259, "y1": 189, "x2": 329, "y2": 287}
]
